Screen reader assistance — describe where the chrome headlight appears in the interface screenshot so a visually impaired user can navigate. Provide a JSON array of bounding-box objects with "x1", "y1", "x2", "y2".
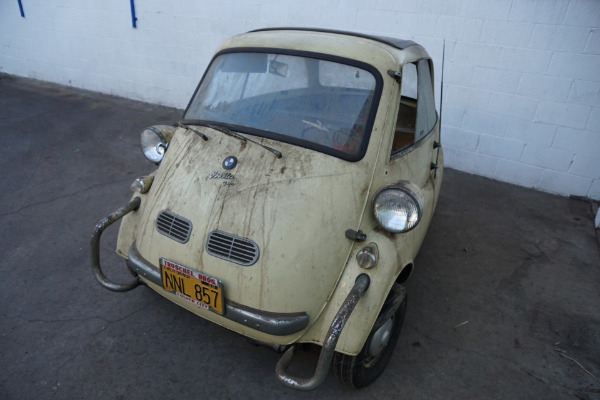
[
  {"x1": 140, "y1": 126, "x2": 169, "y2": 163},
  {"x1": 372, "y1": 182, "x2": 423, "y2": 233}
]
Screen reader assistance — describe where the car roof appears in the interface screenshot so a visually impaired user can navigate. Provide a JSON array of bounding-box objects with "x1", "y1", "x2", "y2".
[
  {"x1": 217, "y1": 28, "x2": 431, "y2": 68},
  {"x1": 249, "y1": 27, "x2": 418, "y2": 51}
]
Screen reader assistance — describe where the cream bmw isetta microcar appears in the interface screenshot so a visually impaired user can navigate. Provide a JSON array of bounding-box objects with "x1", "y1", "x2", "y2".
[{"x1": 91, "y1": 28, "x2": 443, "y2": 390}]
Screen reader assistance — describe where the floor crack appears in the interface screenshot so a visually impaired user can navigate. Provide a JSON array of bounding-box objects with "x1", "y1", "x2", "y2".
[
  {"x1": 410, "y1": 325, "x2": 576, "y2": 392},
  {"x1": 0, "y1": 178, "x2": 132, "y2": 218},
  {"x1": 47, "y1": 300, "x2": 155, "y2": 399}
]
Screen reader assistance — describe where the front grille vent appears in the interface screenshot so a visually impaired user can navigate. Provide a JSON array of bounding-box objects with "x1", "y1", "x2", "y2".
[
  {"x1": 206, "y1": 230, "x2": 259, "y2": 266},
  {"x1": 156, "y1": 210, "x2": 192, "y2": 244}
]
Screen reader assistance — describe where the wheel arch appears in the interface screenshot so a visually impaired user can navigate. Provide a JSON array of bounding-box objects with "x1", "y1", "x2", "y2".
[
  {"x1": 298, "y1": 256, "x2": 413, "y2": 356},
  {"x1": 396, "y1": 262, "x2": 414, "y2": 284}
]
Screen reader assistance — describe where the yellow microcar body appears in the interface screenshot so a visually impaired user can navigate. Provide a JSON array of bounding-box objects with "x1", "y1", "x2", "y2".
[{"x1": 93, "y1": 28, "x2": 443, "y2": 390}]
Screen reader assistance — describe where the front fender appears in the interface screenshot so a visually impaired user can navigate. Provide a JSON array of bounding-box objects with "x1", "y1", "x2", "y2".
[{"x1": 297, "y1": 231, "x2": 413, "y2": 355}]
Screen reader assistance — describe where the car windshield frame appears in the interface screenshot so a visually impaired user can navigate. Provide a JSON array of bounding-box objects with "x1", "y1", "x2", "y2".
[{"x1": 182, "y1": 47, "x2": 383, "y2": 162}]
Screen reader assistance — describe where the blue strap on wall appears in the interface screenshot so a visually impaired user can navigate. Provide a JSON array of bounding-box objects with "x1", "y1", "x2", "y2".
[
  {"x1": 18, "y1": 0, "x2": 25, "y2": 17},
  {"x1": 17, "y1": 1, "x2": 138, "y2": 27},
  {"x1": 130, "y1": 0, "x2": 137, "y2": 28}
]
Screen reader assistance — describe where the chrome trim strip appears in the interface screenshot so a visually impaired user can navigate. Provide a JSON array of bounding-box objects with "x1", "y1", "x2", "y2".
[
  {"x1": 128, "y1": 241, "x2": 162, "y2": 286},
  {"x1": 225, "y1": 300, "x2": 308, "y2": 336},
  {"x1": 127, "y1": 242, "x2": 309, "y2": 336}
]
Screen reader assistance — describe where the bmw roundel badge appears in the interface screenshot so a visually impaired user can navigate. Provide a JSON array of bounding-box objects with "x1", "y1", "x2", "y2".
[{"x1": 222, "y1": 156, "x2": 237, "y2": 170}]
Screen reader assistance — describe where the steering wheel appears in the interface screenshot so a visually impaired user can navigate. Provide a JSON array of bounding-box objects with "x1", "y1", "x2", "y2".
[
  {"x1": 333, "y1": 129, "x2": 359, "y2": 153},
  {"x1": 301, "y1": 125, "x2": 333, "y2": 147}
]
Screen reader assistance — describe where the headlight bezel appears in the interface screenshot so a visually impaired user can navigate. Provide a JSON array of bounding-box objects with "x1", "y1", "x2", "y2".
[
  {"x1": 372, "y1": 182, "x2": 423, "y2": 233},
  {"x1": 140, "y1": 126, "x2": 174, "y2": 164}
]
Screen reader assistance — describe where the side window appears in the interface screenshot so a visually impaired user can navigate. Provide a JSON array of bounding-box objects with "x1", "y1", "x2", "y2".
[{"x1": 391, "y1": 59, "x2": 437, "y2": 155}]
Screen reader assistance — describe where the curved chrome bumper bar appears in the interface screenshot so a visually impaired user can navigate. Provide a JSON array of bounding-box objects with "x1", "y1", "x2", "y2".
[
  {"x1": 275, "y1": 273, "x2": 371, "y2": 391},
  {"x1": 90, "y1": 197, "x2": 141, "y2": 292},
  {"x1": 127, "y1": 243, "x2": 309, "y2": 336}
]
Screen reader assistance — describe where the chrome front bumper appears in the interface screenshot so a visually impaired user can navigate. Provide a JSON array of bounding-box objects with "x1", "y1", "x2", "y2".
[
  {"x1": 91, "y1": 198, "x2": 309, "y2": 337},
  {"x1": 127, "y1": 242, "x2": 310, "y2": 337},
  {"x1": 92, "y1": 198, "x2": 369, "y2": 391}
]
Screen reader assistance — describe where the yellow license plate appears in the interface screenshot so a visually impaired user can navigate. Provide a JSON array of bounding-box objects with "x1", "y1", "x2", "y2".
[{"x1": 160, "y1": 258, "x2": 225, "y2": 315}]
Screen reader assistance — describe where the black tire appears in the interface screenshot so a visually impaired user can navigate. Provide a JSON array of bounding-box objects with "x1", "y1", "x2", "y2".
[{"x1": 333, "y1": 283, "x2": 407, "y2": 388}]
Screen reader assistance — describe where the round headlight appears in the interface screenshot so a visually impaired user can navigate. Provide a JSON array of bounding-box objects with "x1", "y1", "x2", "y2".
[
  {"x1": 140, "y1": 127, "x2": 168, "y2": 163},
  {"x1": 372, "y1": 184, "x2": 423, "y2": 233}
]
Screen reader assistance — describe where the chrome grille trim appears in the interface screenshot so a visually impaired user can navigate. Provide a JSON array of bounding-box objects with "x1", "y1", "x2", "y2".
[
  {"x1": 156, "y1": 210, "x2": 192, "y2": 243},
  {"x1": 206, "y1": 230, "x2": 259, "y2": 266}
]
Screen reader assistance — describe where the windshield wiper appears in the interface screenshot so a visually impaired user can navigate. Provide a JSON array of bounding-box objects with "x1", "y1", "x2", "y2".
[
  {"x1": 207, "y1": 123, "x2": 248, "y2": 142},
  {"x1": 206, "y1": 123, "x2": 283, "y2": 159},
  {"x1": 175, "y1": 121, "x2": 208, "y2": 141},
  {"x1": 179, "y1": 120, "x2": 282, "y2": 158}
]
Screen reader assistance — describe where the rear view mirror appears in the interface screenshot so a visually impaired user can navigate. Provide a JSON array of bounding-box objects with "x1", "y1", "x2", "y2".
[{"x1": 269, "y1": 60, "x2": 288, "y2": 77}]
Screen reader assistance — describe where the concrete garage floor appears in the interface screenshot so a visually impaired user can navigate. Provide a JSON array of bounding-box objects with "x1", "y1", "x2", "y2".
[{"x1": 1, "y1": 73, "x2": 599, "y2": 399}]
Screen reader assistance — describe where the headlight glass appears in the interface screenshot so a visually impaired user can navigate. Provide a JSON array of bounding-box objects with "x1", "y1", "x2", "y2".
[
  {"x1": 140, "y1": 127, "x2": 168, "y2": 163},
  {"x1": 372, "y1": 185, "x2": 422, "y2": 233}
]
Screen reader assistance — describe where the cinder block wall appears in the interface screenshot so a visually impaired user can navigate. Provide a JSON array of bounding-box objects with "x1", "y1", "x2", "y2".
[{"x1": 1, "y1": 0, "x2": 599, "y2": 200}]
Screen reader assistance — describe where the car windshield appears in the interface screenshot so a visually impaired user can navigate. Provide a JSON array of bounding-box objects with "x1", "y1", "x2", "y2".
[{"x1": 184, "y1": 51, "x2": 379, "y2": 160}]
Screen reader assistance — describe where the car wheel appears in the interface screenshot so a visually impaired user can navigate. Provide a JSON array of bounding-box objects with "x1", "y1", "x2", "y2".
[{"x1": 333, "y1": 283, "x2": 407, "y2": 388}]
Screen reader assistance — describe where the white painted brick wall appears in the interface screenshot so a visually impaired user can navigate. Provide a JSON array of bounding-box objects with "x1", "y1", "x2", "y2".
[
  {"x1": 495, "y1": 160, "x2": 544, "y2": 188},
  {"x1": 535, "y1": 101, "x2": 591, "y2": 130},
  {"x1": 471, "y1": 67, "x2": 521, "y2": 94},
  {"x1": 489, "y1": 93, "x2": 539, "y2": 120},
  {"x1": 452, "y1": 150, "x2": 498, "y2": 177},
  {"x1": 478, "y1": 134, "x2": 524, "y2": 161},
  {"x1": 521, "y1": 145, "x2": 574, "y2": 172},
  {"x1": 1, "y1": 0, "x2": 599, "y2": 200},
  {"x1": 588, "y1": 109, "x2": 600, "y2": 131},
  {"x1": 506, "y1": 119, "x2": 556, "y2": 147}
]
